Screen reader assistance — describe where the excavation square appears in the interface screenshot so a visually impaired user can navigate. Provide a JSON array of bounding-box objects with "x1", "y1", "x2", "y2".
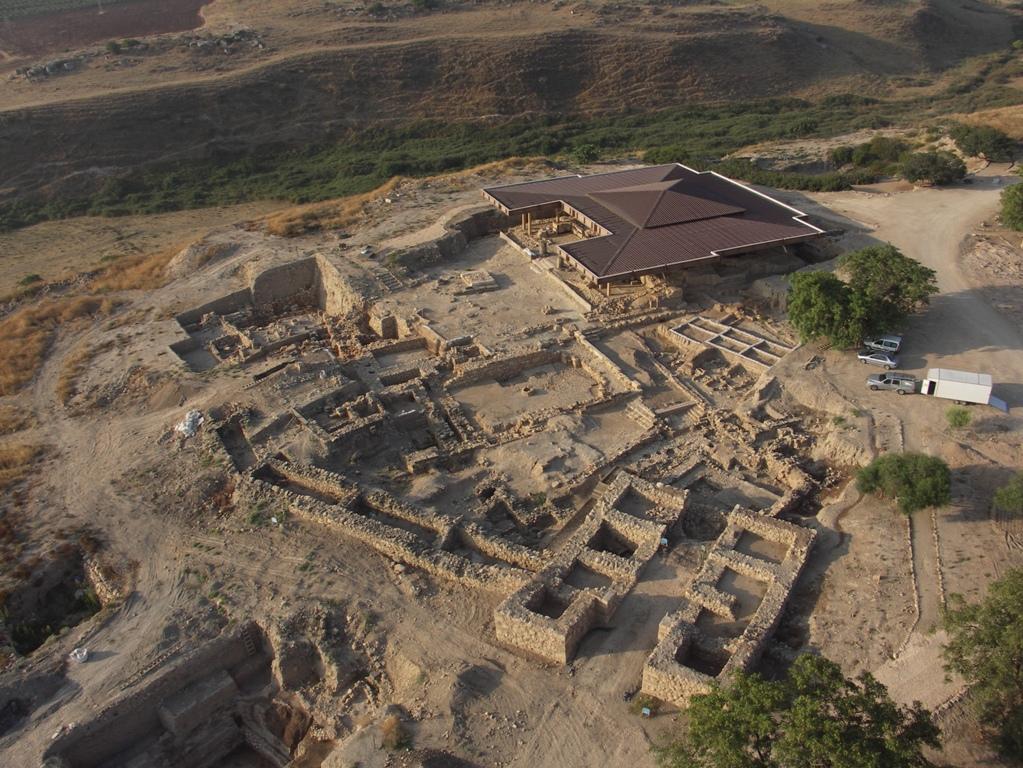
[
  {"x1": 587, "y1": 523, "x2": 638, "y2": 559},
  {"x1": 563, "y1": 560, "x2": 615, "y2": 592},
  {"x1": 715, "y1": 567, "x2": 768, "y2": 621},
  {"x1": 675, "y1": 641, "x2": 729, "y2": 678},
  {"x1": 452, "y1": 362, "x2": 599, "y2": 431},
  {"x1": 734, "y1": 530, "x2": 788, "y2": 564}
]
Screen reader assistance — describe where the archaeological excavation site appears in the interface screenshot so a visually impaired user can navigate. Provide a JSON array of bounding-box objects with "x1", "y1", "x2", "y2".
[{"x1": 2, "y1": 158, "x2": 1018, "y2": 768}]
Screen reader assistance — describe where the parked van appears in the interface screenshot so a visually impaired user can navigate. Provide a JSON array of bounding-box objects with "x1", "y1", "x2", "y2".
[{"x1": 862, "y1": 334, "x2": 902, "y2": 353}]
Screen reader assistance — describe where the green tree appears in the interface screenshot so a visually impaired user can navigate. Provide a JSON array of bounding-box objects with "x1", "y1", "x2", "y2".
[
  {"x1": 839, "y1": 243, "x2": 938, "y2": 334},
  {"x1": 657, "y1": 654, "x2": 940, "y2": 768},
  {"x1": 900, "y1": 151, "x2": 966, "y2": 185},
  {"x1": 787, "y1": 271, "x2": 859, "y2": 348},
  {"x1": 943, "y1": 569, "x2": 1023, "y2": 758},
  {"x1": 993, "y1": 471, "x2": 1023, "y2": 517},
  {"x1": 856, "y1": 452, "x2": 951, "y2": 514},
  {"x1": 949, "y1": 124, "x2": 1015, "y2": 162},
  {"x1": 1001, "y1": 183, "x2": 1023, "y2": 231}
]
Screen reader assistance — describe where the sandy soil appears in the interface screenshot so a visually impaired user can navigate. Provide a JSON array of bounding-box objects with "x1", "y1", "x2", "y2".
[{"x1": 1, "y1": 161, "x2": 1022, "y2": 768}]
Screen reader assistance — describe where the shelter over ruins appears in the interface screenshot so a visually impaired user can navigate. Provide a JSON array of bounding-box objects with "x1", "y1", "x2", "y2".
[{"x1": 483, "y1": 164, "x2": 825, "y2": 285}]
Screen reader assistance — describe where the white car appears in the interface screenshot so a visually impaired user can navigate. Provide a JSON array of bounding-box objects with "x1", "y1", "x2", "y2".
[{"x1": 857, "y1": 349, "x2": 899, "y2": 369}]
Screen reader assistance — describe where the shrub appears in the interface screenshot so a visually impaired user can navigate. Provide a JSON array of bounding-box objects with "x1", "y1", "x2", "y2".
[
  {"x1": 949, "y1": 123, "x2": 1015, "y2": 161},
  {"x1": 1002, "y1": 183, "x2": 1023, "y2": 231},
  {"x1": 945, "y1": 406, "x2": 971, "y2": 429},
  {"x1": 18, "y1": 274, "x2": 42, "y2": 286},
  {"x1": 856, "y1": 452, "x2": 951, "y2": 514},
  {"x1": 850, "y1": 136, "x2": 910, "y2": 167},
  {"x1": 900, "y1": 151, "x2": 966, "y2": 185},
  {"x1": 380, "y1": 714, "x2": 411, "y2": 750},
  {"x1": 993, "y1": 472, "x2": 1023, "y2": 517},
  {"x1": 572, "y1": 143, "x2": 599, "y2": 164},
  {"x1": 829, "y1": 145, "x2": 854, "y2": 167}
]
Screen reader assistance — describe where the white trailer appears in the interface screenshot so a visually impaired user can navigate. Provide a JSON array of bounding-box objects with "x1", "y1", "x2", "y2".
[{"x1": 922, "y1": 368, "x2": 1006, "y2": 411}]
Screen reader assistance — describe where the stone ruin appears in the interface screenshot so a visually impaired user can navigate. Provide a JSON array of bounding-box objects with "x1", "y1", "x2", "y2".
[
  {"x1": 159, "y1": 200, "x2": 825, "y2": 715},
  {"x1": 44, "y1": 623, "x2": 309, "y2": 768},
  {"x1": 642, "y1": 503, "x2": 814, "y2": 706}
]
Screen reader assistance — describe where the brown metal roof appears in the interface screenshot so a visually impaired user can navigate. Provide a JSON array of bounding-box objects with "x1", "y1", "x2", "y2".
[{"x1": 483, "y1": 164, "x2": 825, "y2": 281}]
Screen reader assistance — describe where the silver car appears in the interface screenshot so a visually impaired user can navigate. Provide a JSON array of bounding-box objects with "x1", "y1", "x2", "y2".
[
  {"x1": 867, "y1": 372, "x2": 917, "y2": 394},
  {"x1": 863, "y1": 334, "x2": 903, "y2": 353},
  {"x1": 857, "y1": 349, "x2": 899, "y2": 369}
]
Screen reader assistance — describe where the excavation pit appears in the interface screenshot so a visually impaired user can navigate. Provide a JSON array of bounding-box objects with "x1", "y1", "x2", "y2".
[
  {"x1": 563, "y1": 561, "x2": 614, "y2": 593},
  {"x1": 587, "y1": 523, "x2": 638, "y2": 560},
  {"x1": 734, "y1": 530, "x2": 788, "y2": 564},
  {"x1": 527, "y1": 587, "x2": 574, "y2": 620},
  {"x1": 675, "y1": 642, "x2": 729, "y2": 678},
  {"x1": 715, "y1": 568, "x2": 768, "y2": 622},
  {"x1": 3, "y1": 553, "x2": 101, "y2": 656}
]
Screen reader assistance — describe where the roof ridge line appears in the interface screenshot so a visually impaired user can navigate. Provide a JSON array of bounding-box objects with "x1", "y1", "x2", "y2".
[{"x1": 600, "y1": 226, "x2": 642, "y2": 276}]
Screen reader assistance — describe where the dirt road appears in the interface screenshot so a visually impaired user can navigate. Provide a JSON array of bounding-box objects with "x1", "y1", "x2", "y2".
[{"x1": 809, "y1": 165, "x2": 1022, "y2": 710}]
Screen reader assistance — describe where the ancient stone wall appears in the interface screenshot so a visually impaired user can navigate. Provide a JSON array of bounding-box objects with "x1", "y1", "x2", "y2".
[{"x1": 641, "y1": 507, "x2": 814, "y2": 707}]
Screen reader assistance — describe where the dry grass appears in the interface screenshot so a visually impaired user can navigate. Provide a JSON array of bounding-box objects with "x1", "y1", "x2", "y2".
[
  {"x1": 951, "y1": 105, "x2": 1023, "y2": 140},
  {"x1": 0, "y1": 405, "x2": 32, "y2": 436},
  {"x1": 90, "y1": 244, "x2": 182, "y2": 292},
  {"x1": 262, "y1": 177, "x2": 405, "y2": 237},
  {"x1": 0, "y1": 444, "x2": 42, "y2": 493},
  {"x1": 379, "y1": 713, "x2": 410, "y2": 750},
  {"x1": 261, "y1": 157, "x2": 546, "y2": 237},
  {"x1": 0, "y1": 296, "x2": 121, "y2": 396}
]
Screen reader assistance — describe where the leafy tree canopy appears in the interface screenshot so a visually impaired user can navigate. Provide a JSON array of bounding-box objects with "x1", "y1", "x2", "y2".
[
  {"x1": 657, "y1": 654, "x2": 940, "y2": 768},
  {"x1": 788, "y1": 244, "x2": 937, "y2": 348},
  {"x1": 787, "y1": 271, "x2": 857, "y2": 347},
  {"x1": 856, "y1": 452, "x2": 951, "y2": 514},
  {"x1": 993, "y1": 471, "x2": 1023, "y2": 517},
  {"x1": 943, "y1": 568, "x2": 1023, "y2": 758},
  {"x1": 839, "y1": 244, "x2": 938, "y2": 331},
  {"x1": 1001, "y1": 183, "x2": 1023, "y2": 231},
  {"x1": 900, "y1": 151, "x2": 966, "y2": 186}
]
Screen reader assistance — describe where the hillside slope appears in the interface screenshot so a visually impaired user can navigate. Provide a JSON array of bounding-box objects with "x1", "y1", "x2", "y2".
[{"x1": 0, "y1": 0, "x2": 1019, "y2": 202}]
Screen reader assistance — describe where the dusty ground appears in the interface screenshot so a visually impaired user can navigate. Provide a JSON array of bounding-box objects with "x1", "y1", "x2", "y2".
[
  {"x1": 0, "y1": 200, "x2": 285, "y2": 297},
  {"x1": 0, "y1": 161, "x2": 1021, "y2": 767}
]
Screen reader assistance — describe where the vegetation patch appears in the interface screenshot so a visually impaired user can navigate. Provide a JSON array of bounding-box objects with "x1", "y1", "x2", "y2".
[
  {"x1": 0, "y1": 296, "x2": 121, "y2": 396},
  {"x1": 787, "y1": 244, "x2": 938, "y2": 348},
  {"x1": 656, "y1": 653, "x2": 939, "y2": 768},
  {"x1": 0, "y1": 444, "x2": 42, "y2": 493},
  {"x1": 993, "y1": 472, "x2": 1023, "y2": 517},
  {"x1": 943, "y1": 569, "x2": 1023, "y2": 759},
  {"x1": 856, "y1": 452, "x2": 952, "y2": 515},
  {"x1": 1002, "y1": 183, "x2": 1023, "y2": 231},
  {"x1": 3, "y1": 57, "x2": 1021, "y2": 234}
]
